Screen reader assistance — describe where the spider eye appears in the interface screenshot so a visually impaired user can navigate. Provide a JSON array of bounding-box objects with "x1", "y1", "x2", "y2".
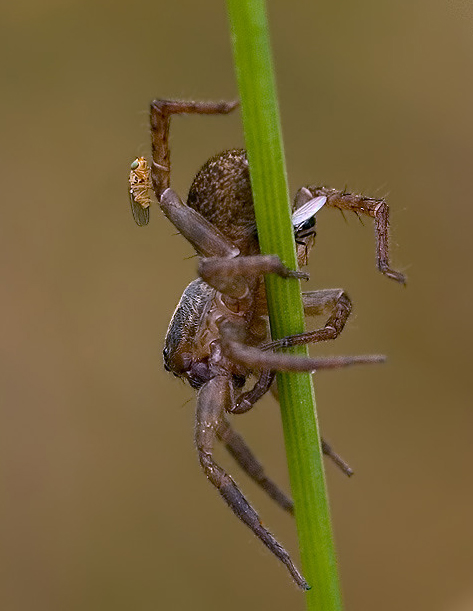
[{"x1": 130, "y1": 159, "x2": 139, "y2": 170}]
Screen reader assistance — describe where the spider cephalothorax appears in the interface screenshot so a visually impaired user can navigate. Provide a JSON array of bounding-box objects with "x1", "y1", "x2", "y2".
[{"x1": 129, "y1": 99, "x2": 405, "y2": 590}]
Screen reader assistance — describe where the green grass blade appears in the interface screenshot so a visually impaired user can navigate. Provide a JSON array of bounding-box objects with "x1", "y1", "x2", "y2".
[{"x1": 226, "y1": 1, "x2": 343, "y2": 609}]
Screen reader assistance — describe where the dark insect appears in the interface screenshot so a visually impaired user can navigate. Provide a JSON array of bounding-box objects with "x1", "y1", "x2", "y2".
[{"x1": 129, "y1": 99, "x2": 405, "y2": 590}]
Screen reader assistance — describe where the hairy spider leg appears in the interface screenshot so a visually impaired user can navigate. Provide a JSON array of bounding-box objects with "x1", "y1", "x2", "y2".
[
  {"x1": 297, "y1": 186, "x2": 406, "y2": 284},
  {"x1": 150, "y1": 99, "x2": 239, "y2": 199},
  {"x1": 218, "y1": 416, "x2": 353, "y2": 517},
  {"x1": 199, "y1": 256, "x2": 379, "y2": 475},
  {"x1": 199, "y1": 258, "x2": 384, "y2": 372},
  {"x1": 217, "y1": 417, "x2": 294, "y2": 514},
  {"x1": 225, "y1": 289, "x2": 356, "y2": 477},
  {"x1": 220, "y1": 323, "x2": 385, "y2": 373},
  {"x1": 229, "y1": 289, "x2": 373, "y2": 410},
  {"x1": 196, "y1": 375, "x2": 309, "y2": 591},
  {"x1": 262, "y1": 289, "x2": 353, "y2": 351}
]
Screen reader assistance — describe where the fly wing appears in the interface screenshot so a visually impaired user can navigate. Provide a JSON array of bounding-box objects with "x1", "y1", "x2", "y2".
[
  {"x1": 291, "y1": 195, "x2": 326, "y2": 228},
  {"x1": 129, "y1": 190, "x2": 150, "y2": 226}
]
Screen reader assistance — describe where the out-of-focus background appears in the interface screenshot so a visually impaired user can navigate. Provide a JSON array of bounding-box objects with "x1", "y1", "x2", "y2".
[{"x1": 2, "y1": 1, "x2": 472, "y2": 610}]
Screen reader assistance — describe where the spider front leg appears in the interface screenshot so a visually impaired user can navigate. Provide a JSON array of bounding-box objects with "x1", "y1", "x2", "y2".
[
  {"x1": 150, "y1": 99, "x2": 239, "y2": 199},
  {"x1": 149, "y1": 103, "x2": 241, "y2": 255},
  {"x1": 159, "y1": 188, "x2": 239, "y2": 258},
  {"x1": 196, "y1": 375, "x2": 309, "y2": 590},
  {"x1": 297, "y1": 186, "x2": 406, "y2": 284}
]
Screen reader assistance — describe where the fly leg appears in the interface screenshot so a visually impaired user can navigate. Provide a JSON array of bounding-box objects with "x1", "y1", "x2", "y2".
[
  {"x1": 196, "y1": 375, "x2": 308, "y2": 590},
  {"x1": 263, "y1": 289, "x2": 352, "y2": 351},
  {"x1": 150, "y1": 99, "x2": 238, "y2": 198},
  {"x1": 217, "y1": 417, "x2": 294, "y2": 514},
  {"x1": 296, "y1": 185, "x2": 406, "y2": 284}
]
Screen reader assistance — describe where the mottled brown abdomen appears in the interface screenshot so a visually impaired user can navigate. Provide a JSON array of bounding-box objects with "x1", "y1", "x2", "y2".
[{"x1": 187, "y1": 149, "x2": 259, "y2": 254}]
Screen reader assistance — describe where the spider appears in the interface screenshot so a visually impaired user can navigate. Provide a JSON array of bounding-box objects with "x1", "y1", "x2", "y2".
[{"x1": 128, "y1": 99, "x2": 405, "y2": 590}]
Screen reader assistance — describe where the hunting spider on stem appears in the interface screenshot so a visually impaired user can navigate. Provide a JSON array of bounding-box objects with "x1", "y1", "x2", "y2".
[{"x1": 128, "y1": 99, "x2": 405, "y2": 590}]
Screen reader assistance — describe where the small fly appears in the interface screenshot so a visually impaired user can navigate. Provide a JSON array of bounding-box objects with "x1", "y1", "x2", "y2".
[
  {"x1": 292, "y1": 191, "x2": 327, "y2": 262},
  {"x1": 129, "y1": 156, "x2": 152, "y2": 226},
  {"x1": 292, "y1": 192, "x2": 327, "y2": 238}
]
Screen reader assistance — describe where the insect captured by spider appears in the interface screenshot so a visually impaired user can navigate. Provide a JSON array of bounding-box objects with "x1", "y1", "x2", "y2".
[{"x1": 128, "y1": 99, "x2": 405, "y2": 590}]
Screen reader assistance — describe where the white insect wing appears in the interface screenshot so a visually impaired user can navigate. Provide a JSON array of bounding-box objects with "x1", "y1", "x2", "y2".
[{"x1": 292, "y1": 196, "x2": 327, "y2": 228}]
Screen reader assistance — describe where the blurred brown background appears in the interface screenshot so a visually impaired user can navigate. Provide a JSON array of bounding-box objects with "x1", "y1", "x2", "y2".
[{"x1": 2, "y1": 1, "x2": 472, "y2": 610}]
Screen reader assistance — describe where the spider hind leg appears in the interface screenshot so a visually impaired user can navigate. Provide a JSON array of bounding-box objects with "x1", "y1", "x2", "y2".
[{"x1": 196, "y1": 375, "x2": 309, "y2": 590}]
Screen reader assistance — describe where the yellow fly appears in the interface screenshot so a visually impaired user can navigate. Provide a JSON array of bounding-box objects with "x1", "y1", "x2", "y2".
[{"x1": 129, "y1": 157, "x2": 152, "y2": 226}]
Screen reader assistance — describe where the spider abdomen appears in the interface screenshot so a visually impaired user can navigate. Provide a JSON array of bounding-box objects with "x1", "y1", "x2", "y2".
[{"x1": 187, "y1": 149, "x2": 259, "y2": 254}]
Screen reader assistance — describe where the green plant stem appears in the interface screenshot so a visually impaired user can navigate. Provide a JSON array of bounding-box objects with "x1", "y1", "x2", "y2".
[{"x1": 226, "y1": 2, "x2": 343, "y2": 609}]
